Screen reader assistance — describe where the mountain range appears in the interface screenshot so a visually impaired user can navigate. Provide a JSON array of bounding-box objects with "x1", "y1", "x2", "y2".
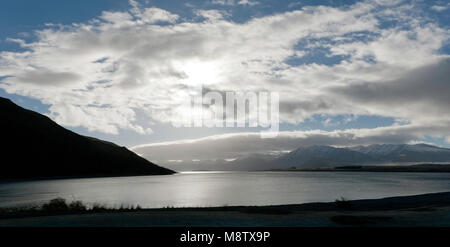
[
  {"x1": 164, "y1": 144, "x2": 450, "y2": 171},
  {"x1": 0, "y1": 97, "x2": 174, "y2": 180},
  {"x1": 274, "y1": 144, "x2": 450, "y2": 169}
]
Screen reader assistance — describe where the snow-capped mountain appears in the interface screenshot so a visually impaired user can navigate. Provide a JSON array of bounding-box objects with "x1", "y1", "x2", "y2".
[
  {"x1": 162, "y1": 143, "x2": 450, "y2": 171},
  {"x1": 269, "y1": 144, "x2": 450, "y2": 169},
  {"x1": 349, "y1": 144, "x2": 450, "y2": 163},
  {"x1": 272, "y1": 145, "x2": 377, "y2": 169}
]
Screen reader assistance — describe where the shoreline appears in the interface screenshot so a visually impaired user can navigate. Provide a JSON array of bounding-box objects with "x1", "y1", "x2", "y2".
[
  {"x1": 2, "y1": 165, "x2": 450, "y2": 184},
  {"x1": 268, "y1": 163, "x2": 450, "y2": 173},
  {"x1": 1, "y1": 191, "x2": 450, "y2": 227}
]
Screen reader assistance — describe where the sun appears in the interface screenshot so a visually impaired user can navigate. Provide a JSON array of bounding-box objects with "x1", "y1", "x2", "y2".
[{"x1": 181, "y1": 59, "x2": 222, "y2": 86}]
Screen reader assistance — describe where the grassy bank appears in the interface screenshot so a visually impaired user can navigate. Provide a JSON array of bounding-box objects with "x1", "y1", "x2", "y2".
[
  {"x1": 0, "y1": 198, "x2": 142, "y2": 219},
  {"x1": 1, "y1": 192, "x2": 450, "y2": 226}
]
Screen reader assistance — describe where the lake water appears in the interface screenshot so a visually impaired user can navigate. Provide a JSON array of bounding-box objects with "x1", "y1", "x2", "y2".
[{"x1": 1, "y1": 171, "x2": 450, "y2": 208}]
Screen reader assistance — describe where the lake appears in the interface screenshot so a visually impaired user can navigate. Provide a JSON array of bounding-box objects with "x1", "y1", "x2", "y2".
[{"x1": 1, "y1": 171, "x2": 450, "y2": 208}]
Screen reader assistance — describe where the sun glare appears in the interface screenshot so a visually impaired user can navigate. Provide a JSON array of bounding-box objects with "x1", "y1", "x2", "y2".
[{"x1": 181, "y1": 60, "x2": 221, "y2": 86}]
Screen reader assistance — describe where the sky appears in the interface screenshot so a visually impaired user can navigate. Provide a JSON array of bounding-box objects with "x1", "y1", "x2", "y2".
[{"x1": 0, "y1": 0, "x2": 449, "y2": 165}]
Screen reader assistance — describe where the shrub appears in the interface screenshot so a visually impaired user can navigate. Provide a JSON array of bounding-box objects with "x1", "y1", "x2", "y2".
[
  {"x1": 91, "y1": 203, "x2": 107, "y2": 212},
  {"x1": 42, "y1": 198, "x2": 69, "y2": 212},
  {"x1": 38, "y1": 198, "x2": 143, "y2": 213},
  {"x1": 69, "y1": 201, "x2": 87, "y2": 211},
  {"x1": 335, "y1": 197, "x2": 353, "y2": 210}
]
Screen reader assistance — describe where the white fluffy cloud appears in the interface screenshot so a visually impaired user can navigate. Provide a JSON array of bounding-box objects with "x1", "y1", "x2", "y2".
[
  {"x1": 211, "y1": 0, "x2": 236, "y2": 6},
  {"x1": 431, "y1": 4, "x2": 449, "y2": 12},
  {"x1": 0, "y1": 0, "x2": 448, "y2": 138},
  {"x1": 238, "y1": 0, "x2": 259, "y2": 6}
]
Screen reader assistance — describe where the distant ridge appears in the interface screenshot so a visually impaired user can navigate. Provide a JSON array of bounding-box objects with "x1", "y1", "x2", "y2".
[
  {"x1": 270, "y1": 144, "x2": 450, "y2": 169},
  {"x1": 349, "y1": 144, "x2": 450, "y2": 162},
  {"x1": 0, "y1": 97, "x2": 175, "y2": 180},
  {"x1": 273, "y1": 145, "x2": 377, "y2": 168},
  {"x1": 171, "y1": 143, "x2": 450, "y2": 171}
]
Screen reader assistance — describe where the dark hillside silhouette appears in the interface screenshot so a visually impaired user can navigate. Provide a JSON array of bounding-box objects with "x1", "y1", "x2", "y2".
[{"x1": 0, "y1": 97, "x2": 174, "y2": 179}]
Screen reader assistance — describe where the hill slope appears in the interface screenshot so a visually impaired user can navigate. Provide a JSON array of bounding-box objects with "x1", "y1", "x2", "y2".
[{"x1": 0, "y1": 97, "x2": 174, "y2": 179}]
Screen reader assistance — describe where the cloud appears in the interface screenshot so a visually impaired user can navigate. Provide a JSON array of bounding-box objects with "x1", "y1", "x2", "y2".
[
  {"x1": 431, "y1": 4, "x2": 449, "y2": 12},
  {"x1": 0, "y1": 0, "x2": 448, "y2": 138},
  {"x1": 211, "y1": 0, "x2": 259, "y2": 6},
  {"x1": 288, "y1": 2, "x2": 302, "y2": 9},
  {"x1": 329, "y1": 58, "x2": 450, "y2": 124},
  {"x1": 195, "y1": 9, "x2": 229, "y2": 21},
  {"x1": 138, "y1": 8, "x2": 179, "y2": 24},
  {"x1": 100, "y1": 11, "x2": 134, "y2": 24},
  {"x1": 10, "y1": 70, "x2": 81, "y2": 86},
  {"x1": 211, "y1": 0, "x2": 235, "y2": 6},
  {"x1": 238, "y1": 0, "x2": 259, "y2": 6}
]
